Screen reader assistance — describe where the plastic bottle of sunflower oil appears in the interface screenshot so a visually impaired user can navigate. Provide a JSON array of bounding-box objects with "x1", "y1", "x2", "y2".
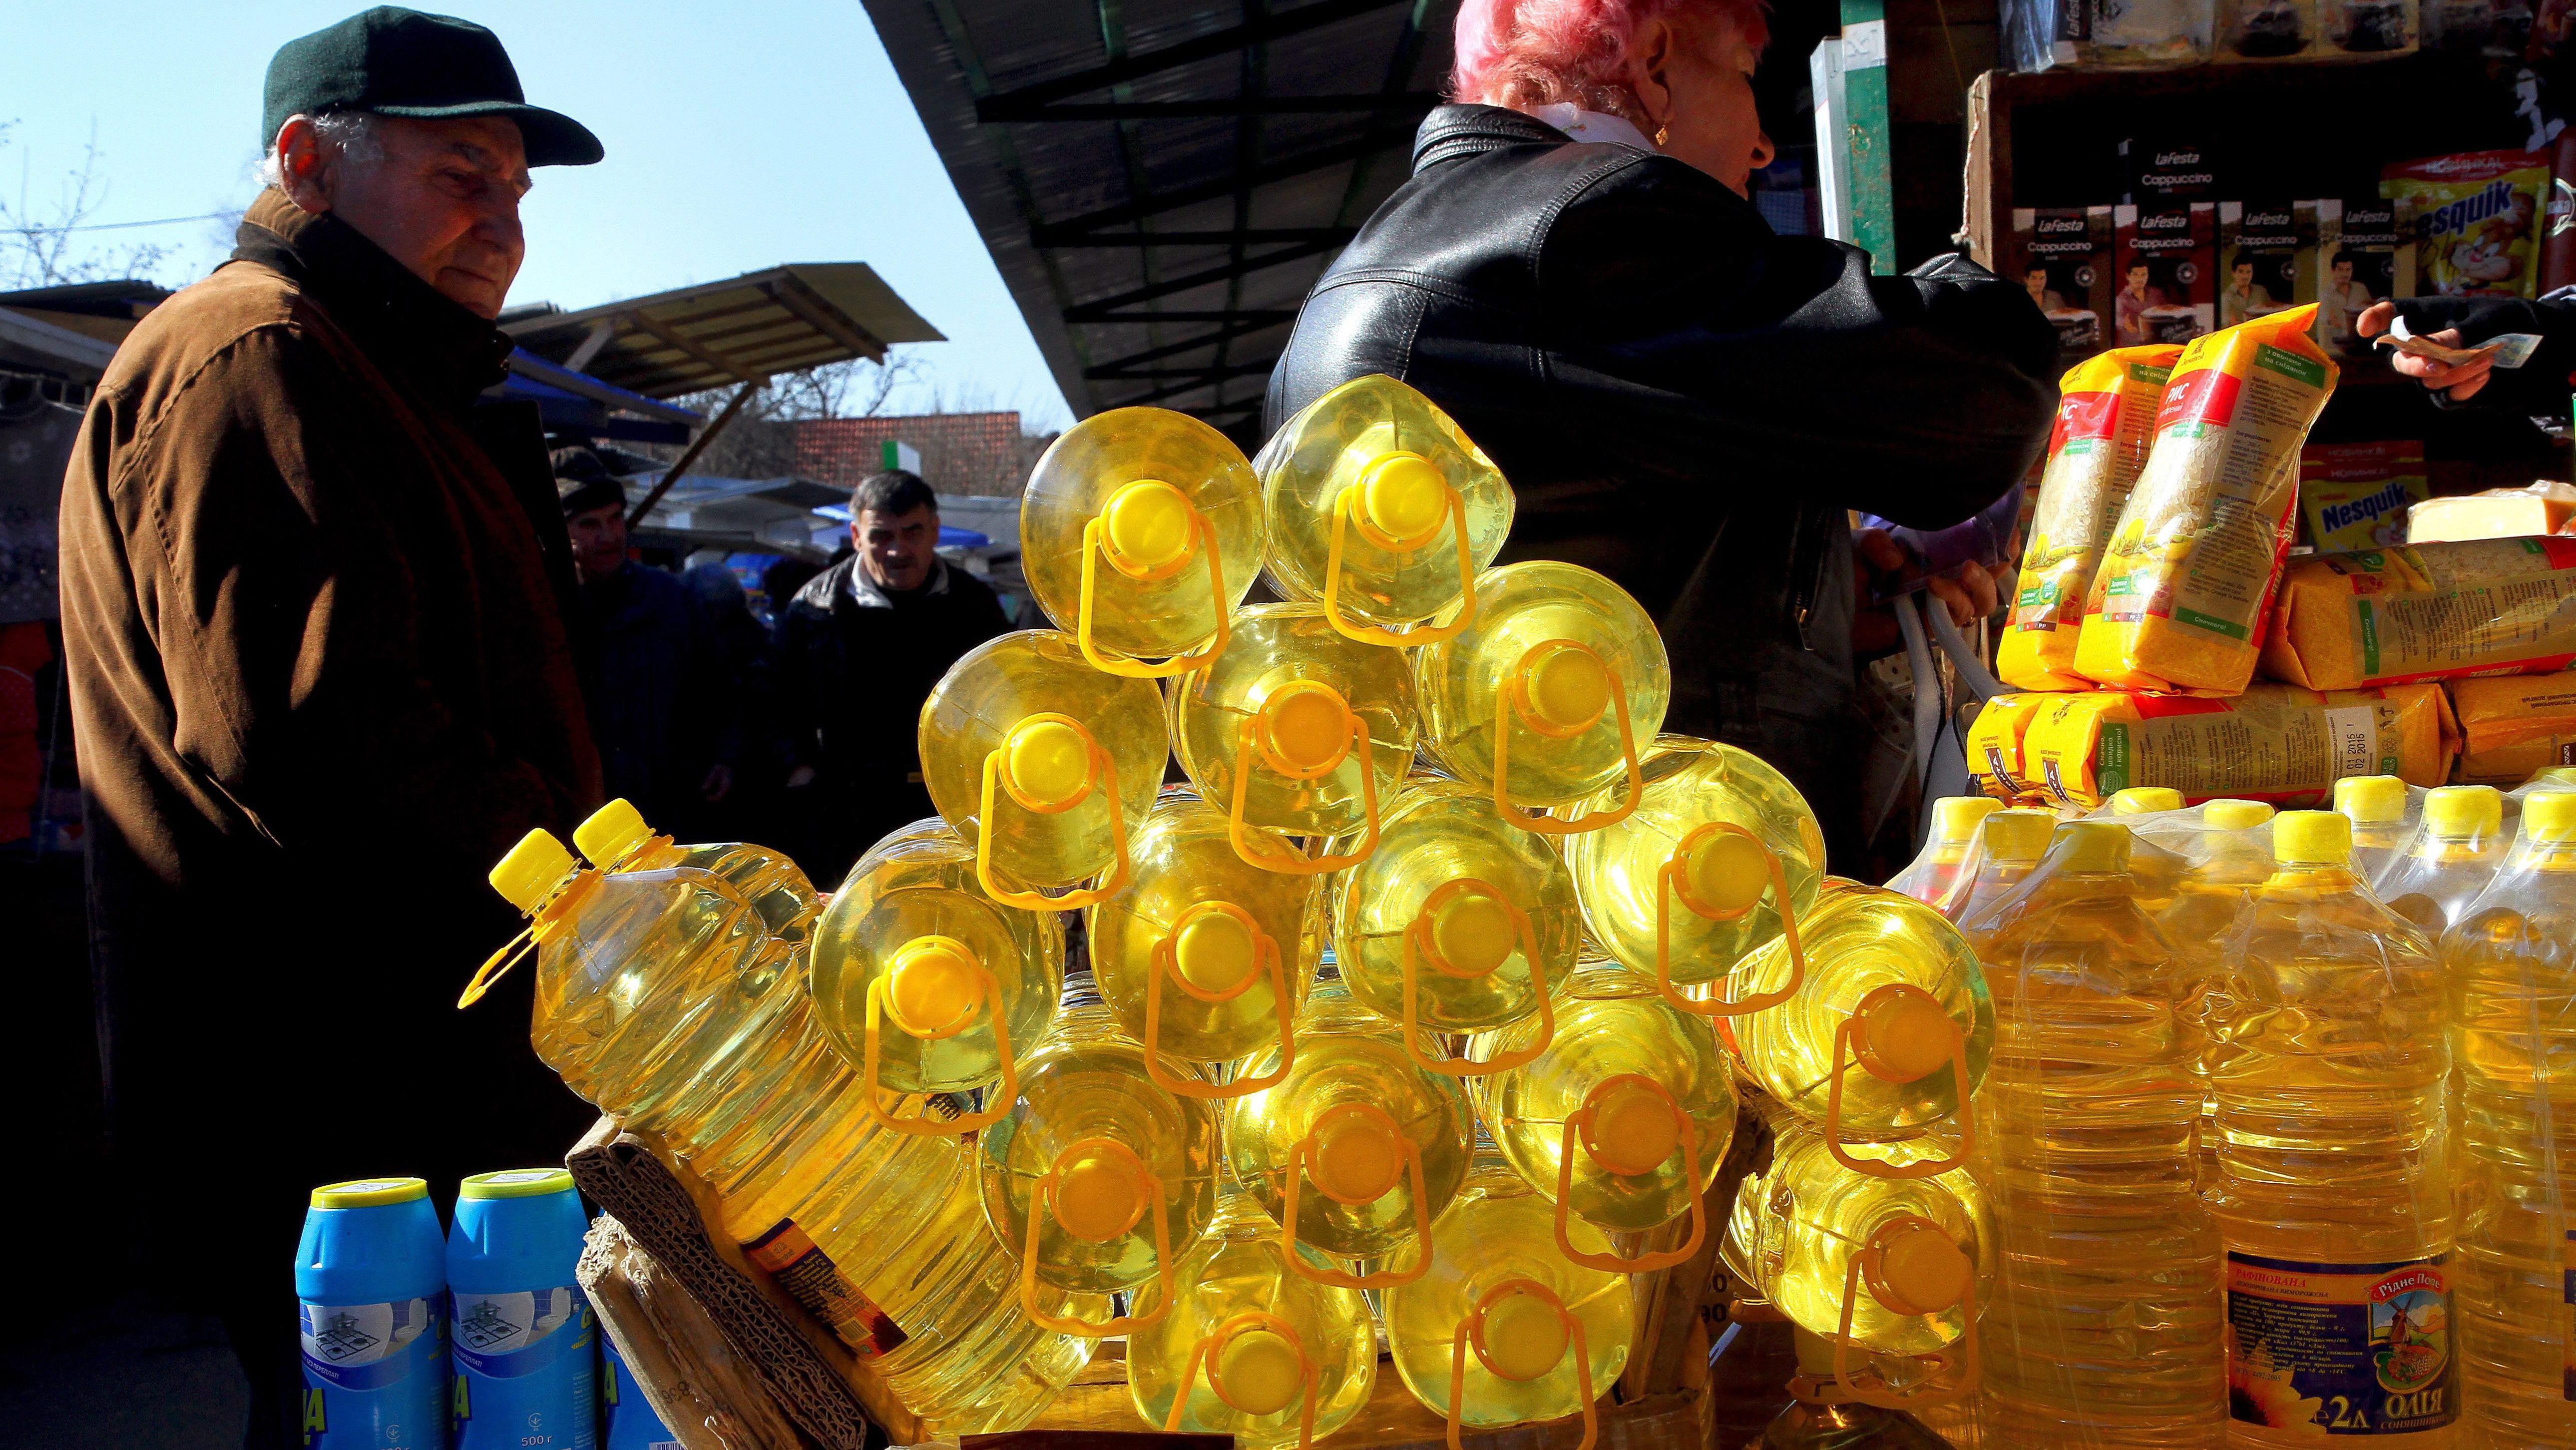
[
  {"x1": 2138, "y1": 798, "x2": 2275, "y2": 1190},
  {"x1": 2379, "y1": 785, "x2": 2508, "y2": 937},
  {"x1": 1255, "y1": 372, "x2": 1514, "y2": 646},
  {"x1": 1167, "y1": 602, "x2": 1416, "y2": 873},
  {"x1": 1937, "y1": 809, "x2": 2057, "y2": 925},
  {"x1": 1224, "y1": 965, "x2": 1475, "y2": 1285},
  {"x1": 1955, "y1": 819, "x2": 2226, "y2": 1449},
  {"x1": 1471, "y1": 958, "x2": 1737, "y2": 1271},
  {"x1": 2208, "y1": 811, "x2": 2453, "y2": 1447},
  {"x1": 1330, "y1": 775, "x2": 1583, "y2": 1075},
  {"x1": 1127, "y1": 1189, "x2": 1379, "y2": 1450},
  {"x1": 1410, "y1": 560, "x2": 1671, "y2": 836},
  {"x1": 1885, "y1": 796, "x2": 2004, "y2": 909},
  {"x1": 1559, "y1": 734, "x2": 1826, "y2": 1014},
  {"x1": 1019, "y1": 407, "x2": 1269, "y2": 676},
  {"x1": 916, "y1": 628, "x2": 1168, "y2": 909},
  {"x1": 2449, "y1": 791, "x2": 2576, "y2": 1449},
  {"x1": 2334, "y1": 774, "x2": 2415, "y2": 887},
  {"x1": 573, "y1": 796, "x2": 822, "y2": 942}
]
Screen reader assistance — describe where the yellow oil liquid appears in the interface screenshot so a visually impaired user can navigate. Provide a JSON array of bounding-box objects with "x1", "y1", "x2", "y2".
[
  {"x1": 2208, "y1": 813, "x2": 2453, "y2": 1447},
  {"x1": 575, "y1": 797, "x2": 824, "y2": 943},
  {"x1": 2143, "y1": 802, "x2": 2275, "y2": 1192},
  {"x1": 1019, "y1": 407, "x2": 1269, "y2": 665},
  {"x1": 1885, "y1": 796, "x2": 2005, "y2": 909},
  {"x1": 1225, "y1": 970, "x2": 1474, "y2": 1263},
  {"x1": 1471, "y1": 960, "x2": 1735, "y2": 1237},
  {"x1": 1956, "y1": 820, "x2": 2226, "y2": 1449},
  {"x1": 1255, "y1": 373, "x2": 1514, "y2": 635},
  {"x1": 1935, "y1": 808, "x2": 2055, "y2": 927},
  {"x1": 1410, "y1": 560, "x2": 1671, "y2": 811},
  {"x1": 1559, "y1": 734, "x2": 1824, "y2": 987},
  {"x1": 2379, "y1": 787, "x2": 2508, "y2": 937},
  {"x1": 1089, "y1": 791, "x2": 1326, "y2": 1065},
  {"x1": 1168, "y1": 602, "x2": 1417, "y2": 854},
  {"x1": 1732, "y1": 1125, "x2": 1983, "y2": 1359},
  {"x1": 1380, "y1": 1152, "x2": 1632, "y2": 1431},
  {"x1": 1333, "y1": 777, "x2": 1582, "y2": 1039},
  {"x1": 917, "y1": 629, "x2": 1168, "y2": 892},
  {"x1": 1127, "y1": 1190, "x2": 1378, "y2": 1448},
  {"x1": 2448, "y1": 794, "x2": 2576, "y2": 1448},
  {"x1": 808, "y1": 819, "x2": 1062, "y2": 1096},
  {"x1": 1730, "y1": 882, "x2": 1993, "y2": 1143}
]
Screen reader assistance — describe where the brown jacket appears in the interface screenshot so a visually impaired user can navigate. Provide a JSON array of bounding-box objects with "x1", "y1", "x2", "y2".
[{"x1": 58, "y1": 190, "x2": 600, "y2": 1266}]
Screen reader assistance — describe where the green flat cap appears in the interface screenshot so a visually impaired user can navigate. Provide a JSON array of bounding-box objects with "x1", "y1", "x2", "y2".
[{"x1": 264, "y1": 7, "x2": 602, "y2": 167}]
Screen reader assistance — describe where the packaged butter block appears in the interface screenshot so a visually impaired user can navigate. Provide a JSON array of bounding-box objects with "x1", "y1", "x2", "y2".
[
  {"x1": 2000, "y1": 346, "x2": 2184, "y2": 690},
  {"x1": 2075, "y1": 305, "x2": 2340, "y2": 695},
  {"x1": 1967, "y1": 692, "x2": 2059, "y2": 801},
  {"x1": 2259, "y1": 535, "x2": 2576, "y2": 689},
  {"x1": 2450, "y1": 669, "x2": 2576, "y2": 783},
  {"x1": 2298, "y1": 440, "x2": 2428, "y2": 552},
  {"x1": 2025, "y1": 681, "x2": 2457, "y2": 808},
  {"x1": 2407, "y1": 481, "x2": 2576, "y2": 543}
]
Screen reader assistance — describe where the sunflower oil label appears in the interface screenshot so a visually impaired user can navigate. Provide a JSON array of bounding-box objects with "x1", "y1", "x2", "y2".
[
  {"x1": 300, "y1": 1297, "x2": 448, "y2": 1449},
  {"x1": 2227, "y1": 1251, "x2": 2457, "y2": 1436},
  {"x1": 742, "y1": 1219, "x2": 908, "y2": 1358}
]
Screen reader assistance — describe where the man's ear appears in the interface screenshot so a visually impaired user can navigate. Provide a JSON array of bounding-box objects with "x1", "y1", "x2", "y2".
[{"x1": 274, "y1": 116, "x2": 334, "y2": 215}]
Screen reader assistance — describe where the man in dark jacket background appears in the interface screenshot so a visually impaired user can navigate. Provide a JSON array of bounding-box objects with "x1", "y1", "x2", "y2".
[{"x1": 769, "y1": 469, "x2": 1009, "y2": 883}]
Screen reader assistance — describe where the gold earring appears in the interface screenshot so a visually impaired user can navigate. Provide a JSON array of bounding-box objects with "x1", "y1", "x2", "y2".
[{"x1": 1655, "y1": 122, "x2": 1671, "y2": 147}]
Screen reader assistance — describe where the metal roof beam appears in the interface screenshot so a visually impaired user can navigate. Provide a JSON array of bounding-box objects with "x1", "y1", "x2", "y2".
[
  {"x1": 1032, "y1": 134, "x2": 1386, "y2": 242},
  {"x1": 1109, "y1": 370, "x2": 1275, "y2": 407},
  {"x1": 1074, "y1": 308, "x2": 1298, "y2": 325},
  {"x1": 759, "y1": 276, "x2": 889, "y2": 363},
  {"x1": 1083, "y1": 319, "x2": 1285, "y2": 372},
  {"x1": 1062, "y1": 238, "x2": 1340, "y2": 321},
  {"x1": 981, "y1": 92, "x2": 1436, "y2": 120},
  {"x1": 1043, "y1": 227, "x2": 1357, "y2": 247},
  {"x1": 1086, "y1": 359, "x2": 1276, "y2": 381},
  {"x1": 973, "y1": 0, "x2": 1412, "y2": 116},
  {"x1": 620, "y1": 309, "x2": 765, "y2": 384}
]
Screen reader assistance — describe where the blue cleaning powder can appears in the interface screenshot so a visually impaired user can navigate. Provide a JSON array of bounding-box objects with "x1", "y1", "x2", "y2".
[
  {"x1": 599, "y1": 1316, "x2": 682, "y2": 1450},
  {"x1": 447, "y1": 1169, "x2": 596, "y2": 1450},
  {"x1": 297, "y1": 1177, "x2": 450, "y2": 1450}
]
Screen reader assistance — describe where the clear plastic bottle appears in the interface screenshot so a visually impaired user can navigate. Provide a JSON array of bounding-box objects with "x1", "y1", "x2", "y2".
[
  {"x1": 1937, "y1": 809, "x2": 2058, "y2": 926},
  {"x1": 2448, "y1": 792, "x2": 2576, "y2": 1448},
  {"x1": 1018, "y1": 406, "x2": 1269, "y2": 675},
  {"x1": 1126, "y1": 1190, "x2": 1378, "y2": 1449},
  {"x1": 1168, "y1": 602, "x2": 1417, "y2": 872},
  {"x1": 2379, "y1": 785, "x2": 2507, "y2": 938},
  {"x1": 2146, "y1": 798, "x2": 2275, "y2": 1193},
  {"x1": 1750, "y1": 1331, "x2": 1963, "y2": 1449},
  {"x1": 2209, "y1": 811, "x2": 2453, "y2": 1447},
  {"x1": 1410, "y1": 561, "x2": 1671, "y2": 834},
  {"x1": 1331, "y1": 776, "x2": 1582, "y2": 1074},
  {"x1": 1957, "y1": 820, "x2": 2225, "y2": 1449},
  {"x1": 2334, "y1": 774, "x2": 2413, "y2": 887},
  {"x1": 917, "y1": 629, "x2": 1167, "y2": 908},
  {"x1": 573, "y1": 797, "x2": 823, "y2": 943},
  {"x1": 1885, "y1": 796, "x2": 2004, "y2": 908},
  {"x1": 1255, "y1": 373, "x2": 1514, "y2": 646}
]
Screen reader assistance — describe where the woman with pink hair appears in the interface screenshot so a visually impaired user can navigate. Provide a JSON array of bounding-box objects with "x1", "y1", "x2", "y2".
[{"x1": 1267, "y1": 0, "x2": 2057, "y2": 866}]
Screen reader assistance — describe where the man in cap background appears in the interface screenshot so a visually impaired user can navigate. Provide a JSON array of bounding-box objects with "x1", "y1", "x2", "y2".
[{"x1": 54, "y1": 9, "x2": 605, "y2": 1441}]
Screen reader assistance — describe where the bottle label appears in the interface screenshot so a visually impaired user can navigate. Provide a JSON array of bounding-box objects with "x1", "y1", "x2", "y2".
[
  {"x1": 742, "y1": 1219, "x2": 908, "y2": 1358},
  {"x1": 452, "y1": 1286, "x2": 589, "y2": 1378},
  {"x1": 300, "y1": 1296, "x2": 449, "y2": 1449},
  {"x1": 2227, "y1": 1251, "x2": 2458, "y2": 1436}
]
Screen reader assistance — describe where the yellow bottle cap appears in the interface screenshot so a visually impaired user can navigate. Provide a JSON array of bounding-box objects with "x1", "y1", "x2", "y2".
[
  {"x1": 1357, "y1": 451, "x2": 1449, "y2": 542},
  {"x1": 1172, "y1": 910, "x2": 1257, "y2": 994},
  {"x1": 2203, "y1": 799, "x2": 2275, "y2": 831},
  {"x1": 2109, "y1": 787, "x2": 2184, "y2": 816},
  {"x1": 1430, "y1": 891, "x2": 1517, "y2": 975},
  {"x1": 1004, "y1": 717, "x2": 1092, "y2": 808},
  {"x1": 1258, "y1": 681, "x2": 1352, "y2": 775},
  {"x1": 2058, "y1": 820, "x2": 2133, "y2": 874},
  {"x1": 1218, "y1": 1329, "x2": 1304, "y2": 1416},
  {"x1": 2424, "y1": 785, "x2": 2502, "y2": 838},
  {"x1": 1311, "y1": 1109, "x2": 1405, "y2": 1202},
  {"x1": 1983, "y1": 810, "x2": 2057, "y2": 864},
  {"x1": 1520, "y1": 641, "x2": 1612, "y2": 732},
  {"x1": 2333, "y1": 775, "x2": 2407, "y2": 825},
  {"x1": 1101, "y1": 479, "x2": 1197, "y2": 571},
  {"x1": 2528, "y1": 791, "x2": 2576, "y2": 844},
  {"x1": 886, "y1": 937, "x2": 982, "y2": 1035},
  {"x1": 572, "y1": 798, "x2": 653, "y2": 867},
  {"x1": 1871, "y1": 1224, "x2": 1973, "y2": 1316},
  {"x1": 2274, "y1": 810, "x2": 2351, "y2": 864},
  {"x1": 1931, "y1": 795, "x2": 2004, "y2": 842},
  {"x1": 489, "y1": 830, "x2": 577, "y2": 913},
  {"x1": 1683, "y1": 830, "x2": 1771, "y2": 915},
  {"x1": 1481, "y1": 1292, "x2": 1569, "y2": 1382},
  {"x1": 310, "y1": 1176, "x2": 429, "y2": 1210},
  {"x1": 1054, "y1": 1153, "x2": 1143, "y2": 1243},
  {"x1": 459, "y1": 1168, "x2": 575, "y2": 1201},
  {"x1": 2536, "y1": 767, "x2": 2576, "y2": 788},
  {"x1": 1586, "y1": 1080, "x2": 1681, "y2": 1177}
]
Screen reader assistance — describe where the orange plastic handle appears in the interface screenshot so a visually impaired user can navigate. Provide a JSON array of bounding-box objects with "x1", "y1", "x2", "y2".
[
  {"x1": 459, "y1": 873, "x2": 600, "y2": 1008},
  {"x1": 1165, "y1": 1311, "x2": 1319, "y2": 1449},
  {"x1": 1444, "y1": 1280, "x2": 1596, "y2": 1450},
  {"x1": 1398, "y1": 880, "x2": 1553, "y2": 1079},
  {"x1": 1277, "y1": 1109, "x2": 1436, "y2": 1289},
  {"x1": 1822, "y1": 1000, "x2": 1977, "y2": 1182},
  {"x1": 1829, "y1": 1221, "x2": 1979, "y2": 1411},
  {"x1": 1226, "y1": 712, "x2": 1382, "y2": 875},
  {"x1": 1077, "y1": 507, "x2": 1231, "y2": 679},
  {"x1": 1144, "y1": 904, "x2": 1295, "y2": 1100},
  {"x1": 860, "y1": 970, "x2": 1016, "y2": 1137},
  {"x1": 976, "y1": 721, "x2": 1131, "y2": 911},
  {"x1": 1490, "y1": 652, "x2": 1642, "y2": 838},
  {"x1": 1653, "y1": 823, "x2": 1806, "y2": 1019},
  {"x1": 1322, "y1": 483, "x2": 1477, "y2": 648},
  {"x1": 1549, "y1": 1080, "x2": 1708, "y2": 1274},
  {"x1": 1017, "y1": 1141, "x2": 1176, "y2": 1338}
]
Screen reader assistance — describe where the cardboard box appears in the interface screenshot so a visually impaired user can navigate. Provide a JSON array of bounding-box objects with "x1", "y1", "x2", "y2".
[
  {"x1": 2219, "y1": 199, "x2": 2321, "y2": 328},
  {"x1": 2013, "y1": 205, "x2": 2117, "y2": 356},
  {"x1": 2299, "y1": 440, "x2": 2431, "y2": 551},
  {"x1": 2312, "y1": 197, "x2": 2415, "y2": 354}
]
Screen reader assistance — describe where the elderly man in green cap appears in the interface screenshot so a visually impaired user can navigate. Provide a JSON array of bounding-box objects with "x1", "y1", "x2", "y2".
[{"x1": 56, "y1": 10, "x2": 606, "y2": 1441}]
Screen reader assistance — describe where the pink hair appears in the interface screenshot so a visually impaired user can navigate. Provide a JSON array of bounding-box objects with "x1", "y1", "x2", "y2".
[{"x1": 1451, "y1": 0, "x2": 1771, "y2": 124}]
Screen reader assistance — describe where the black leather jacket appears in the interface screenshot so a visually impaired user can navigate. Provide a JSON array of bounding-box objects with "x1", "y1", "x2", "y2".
[{"x1": 1268, "y1": 104, "x2": 2059, "y2": 858}]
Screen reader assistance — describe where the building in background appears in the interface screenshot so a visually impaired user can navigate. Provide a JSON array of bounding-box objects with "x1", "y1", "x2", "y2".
[{"x1": 791, "y1": 410, "x2": 1052, "y2": 496}]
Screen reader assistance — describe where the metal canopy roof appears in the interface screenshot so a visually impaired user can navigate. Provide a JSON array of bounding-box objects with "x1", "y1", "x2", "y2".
[
  {"x1": 864, "y1": 0, "x2": 1459, "y2": 434},
  {"x1": 502, "y1": 263, "x2": 945, "y2": 399}
]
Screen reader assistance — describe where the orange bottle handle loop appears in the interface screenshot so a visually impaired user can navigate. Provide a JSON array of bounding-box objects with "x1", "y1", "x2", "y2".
[
  {"x1": 1226, "y1": 712, "x2": 1382, "y2": 875},
  {"x1": 976, "y1": 718, "x2": 1131, "y2": 911},
  {"x1": 1549, "y1": 1077, "x2": 1708, "y2": 1274},
  {"x1": 1444, "y1": 1280, "x2": 1596, "y2": 1450},
  {"x1": 1322, "y1": 483, "x2": 1478, "y2": 648},
  {"x1": 1277, "y1": 1105, "x2": 1436, "y2": 1289},
  {"x1": 1164, "y1": 1312, "x2": 1319, "y2": 1449},
  {"x1": 460, "y1": 873, "x2": 601, "y2": 1008},
  {"x1": 1398, "y1": 879, "x2": 1554, "y2": 1079},
  {"x1": 860, "y1": 970, "x2": 1016, "y2": 1137},
  {"x1": 1017, "y1": 1139, "x2": 1176, "y2": 1338},
  {"x1": 1077, "y1": 506, "x2": 1232, "y2": 679},
  {"x1": 1653, "y1": 822, "x2": 1806, "y2": 1019},
  {"x1": 1144, "y1": 903, "x2": 1295, "y2": 1100},
  {"x1": 1490, "y1": 647, "x2": 1643, "y2": 838},
  {"x1": 1822, "y1": 989, "x2": 1976, "y2": 1181},
  {"x1": 1829, "y1": 1219, "x2": 1979, "y2": 1411}
]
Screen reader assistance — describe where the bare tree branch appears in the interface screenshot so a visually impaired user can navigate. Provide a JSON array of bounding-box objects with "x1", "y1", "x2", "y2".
[{"x1": 0, "y1": 119, "x2": 175, "y2": 290}]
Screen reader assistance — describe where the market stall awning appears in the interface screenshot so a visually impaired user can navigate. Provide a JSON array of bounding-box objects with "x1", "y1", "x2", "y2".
[
  {"x1": 502, "y1": 264, "x2": 946, "y2": 400},
  {"x1": 861, "y1": 0, "x2": 1458, "y2": 432}
]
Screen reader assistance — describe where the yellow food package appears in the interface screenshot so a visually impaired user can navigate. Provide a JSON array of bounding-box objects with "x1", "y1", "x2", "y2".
[
  {"x1": 2074, "y1": 305, "x2": 2339, "y2": 695},
  {"x1": 1999, "y1": 346, "x2": 2184, "y2": 691},
  {"x1": 2448, "y1": 670, "x2": 2576, "y2": 784},
  {"x1": 2259, "y1": 536, "x2": 2576, "y2": 689},
  {"x1": 2024, "y1": 681, "x2": 2456, "y2": 809},
  {"x1": 2297, "y1": 440, "x2": 2427, "y2": 552},
  {"x1": 1966, "y1": 691, "x2": 2061, "y2": 801}
]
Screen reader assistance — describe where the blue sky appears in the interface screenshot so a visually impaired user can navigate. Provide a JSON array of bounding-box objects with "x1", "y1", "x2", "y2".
[{"x1": 1, "y1": 0, "x2": 1074, "y2": 428}]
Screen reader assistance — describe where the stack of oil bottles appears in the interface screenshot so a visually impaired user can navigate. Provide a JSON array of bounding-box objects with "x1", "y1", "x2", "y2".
[{"x1": 453, "y1": 372, "x2": 2576, "y2": 1450}]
